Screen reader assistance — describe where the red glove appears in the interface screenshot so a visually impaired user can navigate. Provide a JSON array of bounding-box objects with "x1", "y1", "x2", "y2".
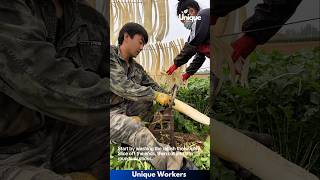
[
  {"x1": 231, "y1": 35, "x2": 257, "y2": 62},
  {"x1": 166, "y1": 64, "x2": 178, "y2": 75},
  {"x1": 211, "y1": 16, "x2": 218, "y2": 25},
  {"x1": 182, "y1": 73, "x2": 191, "y2": 81}
]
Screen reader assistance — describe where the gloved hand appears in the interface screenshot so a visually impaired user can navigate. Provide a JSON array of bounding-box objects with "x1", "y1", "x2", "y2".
[
  {"x1": 166, "y1": 64, "x2": 178, "y2": 75},
  {"x1": 211, "y1": 15, "x2": 218, "y2": 25},
  {"x1": 154, "y1": 91, "x2": 172, "y2": 106},
  {"x1": 130, "y1": 116, "x2": 141, "y2": 124},
  {"x1": 182, "y1": 73, "x2": 191, "y2": 81},
  {"x1": 231, "y1": 35, "x2": 257, "y2": 62}
]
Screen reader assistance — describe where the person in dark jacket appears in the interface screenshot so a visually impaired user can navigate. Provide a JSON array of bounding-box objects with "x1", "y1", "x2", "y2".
[
  {"x1": 166, "y1": 0, "x2": 210, "y2": 81},
  {"x1": 211, "y1": 0, "x2": 302, "y2": 62},
  {"x1": 0, "y1": 0, "x2": 109, "y2": 179}
]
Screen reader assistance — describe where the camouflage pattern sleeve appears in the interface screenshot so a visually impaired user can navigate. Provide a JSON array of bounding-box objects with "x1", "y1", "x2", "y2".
[
  {"x1": 135, "y1": 63, "x2": 166, "y2": 93},
  {"x1": 0, "y1": 0, "x2": 109, "y2": 126},
  {"x1": 110, "y1": 48, "x2": 156, "y2": 101}
]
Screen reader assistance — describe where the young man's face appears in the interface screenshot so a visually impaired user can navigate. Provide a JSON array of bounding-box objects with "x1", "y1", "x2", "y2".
[{"x1": 124, "y1": 33, "x2": 145, "y2": 58}]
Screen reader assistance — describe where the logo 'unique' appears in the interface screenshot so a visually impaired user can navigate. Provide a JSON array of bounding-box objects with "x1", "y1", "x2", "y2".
[{"x1": 178, "y1": 9, "x2": 201, "y2": 21}]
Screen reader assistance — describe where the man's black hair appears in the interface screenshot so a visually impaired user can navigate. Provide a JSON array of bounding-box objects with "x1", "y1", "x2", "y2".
[
  {"x1": 177, "y1": 0, "x2": 200, "y2": 16},
  {"x1": 118, "y1": 22, "x2": 149, "y2": 45}
]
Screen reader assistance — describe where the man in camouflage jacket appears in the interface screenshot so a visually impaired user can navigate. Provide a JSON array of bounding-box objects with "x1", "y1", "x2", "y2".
[{"x1": 110, "y1": 22, "x2": 197, "y2": 170}]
